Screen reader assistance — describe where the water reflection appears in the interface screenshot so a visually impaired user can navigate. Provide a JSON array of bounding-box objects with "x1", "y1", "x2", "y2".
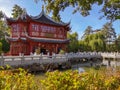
[
  {"x1": 103, "y1": 59, "x2": 120, "y2": 67},
  {"x1": 72, "y1": 58, "x2": 120, "y2": 70}
]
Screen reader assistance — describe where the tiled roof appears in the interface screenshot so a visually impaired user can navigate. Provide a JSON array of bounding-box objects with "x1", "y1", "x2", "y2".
[
  {"x1": 6, "y1": 37, "x2": 27, "y2": 42},
  {"x1": 30, "y1": 10, "x2": 69, "y2": 26},
  {"x1": 5, "y1": 9, "x2": 69, "y2": 26},
  {"x1": 27, "y1": 36, "x2": 69, "y2": 43},
  {"x1": 6, "y1": 36, "x2": 69, "y2": 44}
]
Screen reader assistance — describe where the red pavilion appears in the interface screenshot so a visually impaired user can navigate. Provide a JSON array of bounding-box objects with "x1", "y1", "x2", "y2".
[{"x1": 5, "y1": 9, "x2": 70, "y2": 55}]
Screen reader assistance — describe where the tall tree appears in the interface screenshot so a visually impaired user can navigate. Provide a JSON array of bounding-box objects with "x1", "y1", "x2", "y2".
[
  {"x1": 81, "y1": 26, "x2": 93, "y2": 39},
  {"x1": 89, "y1": 33, "x2": 106, "y2": 51},
  {"x1": 35, "y1": 0, "x2": 120, "y2": 21},
  {"x1": 0, "y1": 21, "x2": 10, "y2": 39},
  {"x1": 0, "y1": 11, "x2": 10, "y2": 39},
  {"x1": 0, "y1": 11, "x2": 5, "y2": 39},
  {"x1": 115, "y1": 35, "x2": 120, "y2": 51},
  {"x1": 0, "y1": 38, "x2": 10, "y2": 53},
  {"x1": 67, "y1": 32, "x2": 79, "y2": 52},
  {"x1": 102, "y1": 22, "x2": 116, "y2": 44},
  {"x1": 0, "y1": 42, "x2": 2, "y2": 55},
  {"x1": 12, "y1": 4, "x2": 23, "y2": 18},
  {"x1": 101, "y1": 22, "x2": 116, "y2": 51},
  {"x1": 0, "y1": 10, "x2": 10, "y2": 53},
  {"x1": 79, "y1": 31, "x2": 106, "y2": 51},
  {"x1": 0, "y1": 11, "x2": 4, "y2": 20}
]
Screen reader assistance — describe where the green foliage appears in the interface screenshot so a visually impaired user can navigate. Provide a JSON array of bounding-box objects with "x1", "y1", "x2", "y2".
[
  {"x1": 12, "y1": 4, "x2": 24, "y2": 18},
  {"x1": 80, "y1": 32, "x2": 106, "y2": 51},
  {"x1": 0, "y1": 42, "x2": 2, "y2": 54},
  {"x1": 67, "y1": 32, "x2": 79, "y2": 52},
  {"x1": 101, "y1": 22, "x2": 116, "y2": 43},
  {"x1": 115, "y1": 35, "x2": 120, "y2": 51},
  {"x1": 79, "y1": 40, "x2": 88, "y2": 51},
  {"x1": 88, "y1": 34, "x2": 106, "y2": 51},
  {"x1": 0, "y1": 38, "x2": 10, "y2": 53},
  {"x1": 101, "y1": 22, "x2": 116, "y2": 51},
  {"x1": 0, "y1": 11, "x2": 4, "y2": 20},
  {"x1": 0, "y1": 21, "x2": 10, "y2": 39},
  {"x1": 41, "y1": 68, "x2": 120, "y2": 90},
  {"x1": 101, "y1": 0, "x2": 120, "y2": 21},
  {"x1": 81, "y1": 26, "x2": 93, "y2": 39},
  {"x1": 0, "y1": 68, "x2": 38, "y2": 90},
  {"x1": 35, "y1": 0, "x2": 119, "y2": 21},
  {"x1": 59, "y1": 49, "x2": 65, "y2": 54},
  {"x1": 35, "y1": 47, "x2": 41, "y2": 55},
  {"x1": 80, "y1": 22, "x2": 117, "y2": 52},
  {"x1": 1, "y1": 67, "x2": 120, "y2": 90}
]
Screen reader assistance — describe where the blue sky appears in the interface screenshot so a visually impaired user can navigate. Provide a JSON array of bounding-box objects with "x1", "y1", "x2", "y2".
[{"x1": 0, "y1": 0, "x2": 119, "y2": 39}]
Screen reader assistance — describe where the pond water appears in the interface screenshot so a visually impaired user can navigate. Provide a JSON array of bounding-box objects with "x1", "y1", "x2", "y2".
[{"x1": 72, "y1": 58, "x2": 120, "y2": 70}]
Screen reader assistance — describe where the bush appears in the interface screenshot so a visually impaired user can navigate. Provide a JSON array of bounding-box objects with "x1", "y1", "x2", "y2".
[
  {"x1": 0, "y1": 68, "x2": 38, "y2": 90},
  {"x1": 0, "y1": 38, "x2": 10, "y2": 53},
  {"x1": 41, "y1": 68, "x2": 120, "y2": 90},
  {"x1": 59, "y1": 49, "x2": 65, "y2": 54},
  {"x1": 1, "y1": 67, "x2": 120, "y2": 90}
]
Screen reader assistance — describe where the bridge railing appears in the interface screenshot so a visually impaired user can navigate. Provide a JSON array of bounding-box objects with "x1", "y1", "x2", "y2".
[
  {"x1": 1, "y1": 52, "x2": 120, "y2": 67},
  {"x1": 66, "y1": 52, "x2": 101, "y2": 59},
  {"x1": 0, "y1": 54, "x2": 68, "y2": 66}
]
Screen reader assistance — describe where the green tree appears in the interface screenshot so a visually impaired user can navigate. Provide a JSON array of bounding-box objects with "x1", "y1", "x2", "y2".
[
  {"x1": 79, "y1": 40, "x2": 90, "y2": 51},
  {"x1": 0, "y1": 11, "x2": 4, "y2": 20},
  {"x1": 81, "y1": 26, "x2": 93, "y2": 39},
  {"x1": 12, "y1": 4, "x2": 24, "y2": 18},
  {"x1": 0, "y1": 20, "x2": 10, "y2": 39},
  {"x1": 0, "y1": 11, "x2": 10, "y2": 53},
  {"x1": 80, "y1": 32, "x2": 106, "y2": 51},
  {"x1": 101, "y1": 0, "x2": 120, "y2": 21},
  {"x1": 0, "y1": 10, "x2": 10, "y2": 39},
  {"x1": 35, "y1": 0, "x2": 120, "y2": 21},
  {"x1": 67, "y1": 32, "x2": 79, "y2": 52},
  {"x1": 101, "y1": 22, "x2": 116, "y2": 51},
  {"x1": 0, "y1": 38, "x2": 10, "y2": 53},
  {"x1": 0, "y1": 42, "x2": 2, "y2": 54},
  {"x1": 114, "y1": 35, "x2": 120, "y2": 52}
]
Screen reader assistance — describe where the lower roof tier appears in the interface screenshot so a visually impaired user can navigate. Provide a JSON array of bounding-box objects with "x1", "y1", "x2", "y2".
[{"x1": 6, "y1": 36, "x2": 70, "y2": 44}]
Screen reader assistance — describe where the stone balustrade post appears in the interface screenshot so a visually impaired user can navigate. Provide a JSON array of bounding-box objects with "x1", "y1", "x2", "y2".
[
  {"x1": 39, "y1": 53, "x2": 42, "y2": 64},
  {"x1": 31, "y1": 54, "x2": 33, "y2": 61},
  {"x1": 65, "y1": 53, "x2": 68, "y2": 61},
  {"x1": 52, "y1": 53, "x2": 56, "y2": 63},
  {"x1": 0, "y1": 54, "x2": 4, "y2": 66},
  {"x1": 21, "y1": 53, "x2": 24, "y2": 65}
]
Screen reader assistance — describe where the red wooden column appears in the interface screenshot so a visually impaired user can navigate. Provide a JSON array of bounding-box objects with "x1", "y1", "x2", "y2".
[
  {"x1": 55, "y1": 44, "x2": 57, "y2": 53},
  {"x1": 11, "y1": 42, "x2": 13, "y2": 55},
  {"x1": 29, "y1": 42, "x2": 33, "y2": 53},
  {"x1": 53, "y1": 44, "x2": 56, "y2": 53},
  {"x1": 19, "y1": 42, "x2": 22, "y2": 54}
]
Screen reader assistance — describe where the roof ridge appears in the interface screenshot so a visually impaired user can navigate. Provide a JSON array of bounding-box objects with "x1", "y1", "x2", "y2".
[{"x1": 30, "y1": 9, "x2": 69, "y2": 26}]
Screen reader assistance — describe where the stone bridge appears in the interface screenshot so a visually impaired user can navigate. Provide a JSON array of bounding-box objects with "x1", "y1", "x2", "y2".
[{"x1": 0, "y1": 52, "x2": 119, "y2": 71}]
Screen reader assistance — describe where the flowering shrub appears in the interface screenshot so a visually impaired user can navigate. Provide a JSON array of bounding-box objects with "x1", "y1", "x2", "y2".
[
  {"x1": 0, "y1": 68, "x2": 38, "y2": 90},
  {"x1": 0, "y1": 67, "x2": 120, "y2": 90},
  {"x1": 41, "y1": 68, "x2": 120, "y2": 90}
]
